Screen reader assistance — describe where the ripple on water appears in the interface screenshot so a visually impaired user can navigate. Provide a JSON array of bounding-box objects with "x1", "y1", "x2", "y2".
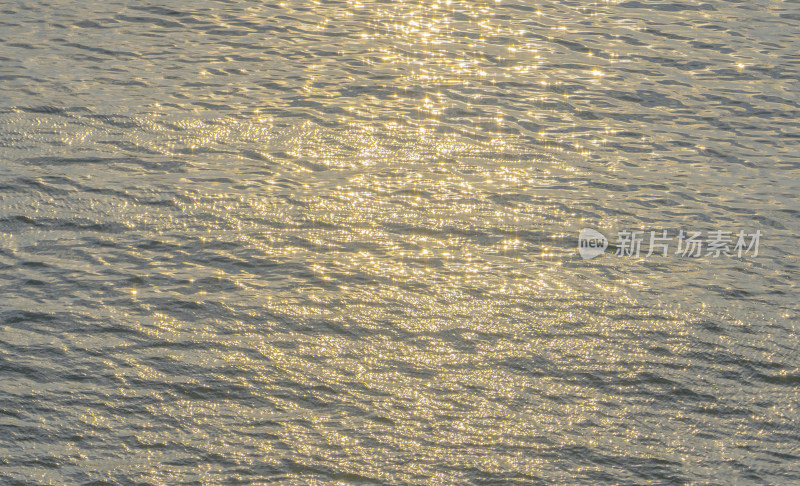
[{"x1": 1, "y1": 0, "x2": 799, "y2": 484}]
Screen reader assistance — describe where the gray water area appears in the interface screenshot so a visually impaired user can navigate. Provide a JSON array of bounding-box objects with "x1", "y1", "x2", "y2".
[{"x1": 1, "y1": 1, "x2": 799, "y2": 484}]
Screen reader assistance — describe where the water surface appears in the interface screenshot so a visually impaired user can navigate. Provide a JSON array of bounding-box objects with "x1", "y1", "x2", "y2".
[{"x1": 1, "y1": 1, "x2": 799, "y2": 484}]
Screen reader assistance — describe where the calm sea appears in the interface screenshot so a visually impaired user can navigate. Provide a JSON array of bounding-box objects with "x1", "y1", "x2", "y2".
[{"x1": 1, "y1": 1, "x2": 799, "y2": 484}]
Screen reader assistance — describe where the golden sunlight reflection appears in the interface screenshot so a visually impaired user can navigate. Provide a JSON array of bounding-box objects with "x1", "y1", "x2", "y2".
[{"x1": 2, "y1": 0, "x2": 797, "y2": 483}]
